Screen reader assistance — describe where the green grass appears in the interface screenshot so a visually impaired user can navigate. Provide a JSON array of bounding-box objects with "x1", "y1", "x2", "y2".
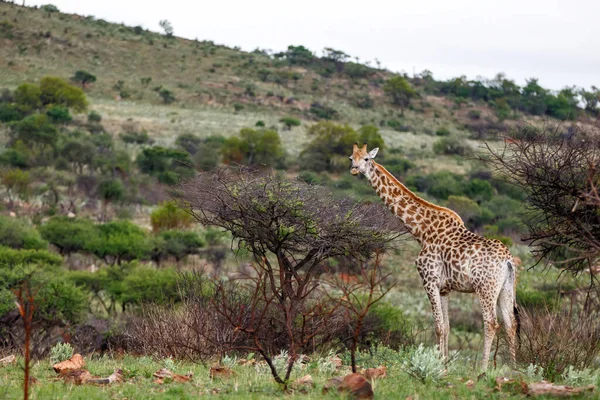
[{"x1": 3, "y1": 352, "x2": 597, "y2": 399}]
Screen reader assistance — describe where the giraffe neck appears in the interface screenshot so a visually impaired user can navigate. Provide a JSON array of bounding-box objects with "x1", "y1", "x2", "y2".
[{"x1": 365, "y1": 161, "x2": 464, "y2": 242}]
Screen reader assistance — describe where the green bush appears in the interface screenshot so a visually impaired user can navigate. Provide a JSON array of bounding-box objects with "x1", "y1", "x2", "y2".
[
  {"x1": 152, "y1": 230, "x2": 205, "y2": 264},
  {"x1": 309, "y1": 103, "x2": 338, "y2": 120},
  {"x1": 39, "y1": 217, "x2": 95, "y2": 256},
  {"x1": 279, "y1": 116, "x2": 301, "y2": 130},
  {"x1": 120, "y1": 130, "x2": 153, "y2": 145},
  {"x1": 46, "y1": 105, "x2": 72, "y2": 123},
  {"x1": 193, "y1": 135, "x2": 225, "y2": 170},
  {"x1": 97, "y1": 178, "x2": 125, "y2": 203},
  {"x1": 221, "y1": 128, "x2": 285, "y2": 167},
  {"x1": 517, "y1": 287, "x2": 561, "y2": 311},
  {"x1": 433, "y1": 137, "x2": 472, "y2": 156},
  {"x1": 402, "y1": 344, "x2": 446, "y2": 383},
  {"x1": 150, "y1": 201, "x2": 193, "y2": 233},
  {"x1": 71, "y1": 70, "x2": 96, "y2": 88},
  {"x1": 435, "y1": 127, "x2": 451, "y2": 136},
  {"x1": 40, "y1": 4, "x2": 60, "y2": 12},
  {"x1": 0, "y1": 104, "x2": 22, "y2": 122},
  {"x1": 13, "y1": 83, "x2": 42, "y2": 113},
  {"x1": 136, "y1": 146, "x2": 194, "y2": 184},
  {"x1": 467, "y1": 109, "x2": 481, "y2": 120},
  {"x1": 300, "y1": 121, "x2": 357, "y2": 172},
  {"x1": 40, "y1": 76, "x2": 88, "y2": 113},
  {"x1": 88, "y1": 110, "x2": 102, "y2": 122},
  {"x1": 159, "y1": 88, "x2": 175, "y2": 104},
  {"x1": 358, "y1": 125, "x2": 385, "y2": 156},
  {"x1": 86, "y1": 220, "x2": 152, "y2": 265},
  {"x1": 0, "y1": 216, "x2": 47, "y2": 250},
  {"x1": 50, "y1": 342, "x2": 74, "y2": 364},
  {"x1": 120, "y1": 266, "x2": 179, "y2": 306}
]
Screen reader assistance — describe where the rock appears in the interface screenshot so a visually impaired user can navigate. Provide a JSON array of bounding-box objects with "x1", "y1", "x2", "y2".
[
  {"x1": 465, "y1": 379, "x2": 475, "y2": 389},
  {"x1": 53, "y1": 354, "x2": 85, "y2": 373},
  {"x1": 87, "y1": 369, "x2": 124, "y2": 385},
  {"x1": 329, "y1": 355, "x2": 343, "y2": 368},
  {"x1": 325, "y1": 373, "x2": 374, "y2": 399},
  {"x1": 526, "y1": 381, "x2": 595, "y2": 397},
  {"x1": 0, "y1": 355, "x2": 16, "y2": 366},
  {"x1": 59, "y1": 369, "x2": 93, "y2": 385},
  {"x1": 209, "y1": 365, "x2": 233, "y2": 379},
  {"x1": 9, "y1": 212, "x2": 16, "y2": 217},
  {"x1": 153, "y1": 368, "x2": 193, "y2": 383},
  {"x1": 294, "y1": 374, "x2": 314, "y2": 388},
  {"x1": 340, "y1": 373, "x2": 374, "y2": 399},
  {"x1": 362, "y1": 365, "x2": 387, "y2": 380},
  {"x1": 67, "y1": 212, "x2": 76, "y2": 218}
]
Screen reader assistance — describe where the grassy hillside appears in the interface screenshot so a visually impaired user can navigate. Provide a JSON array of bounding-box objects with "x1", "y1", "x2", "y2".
[{"x1": 3, "y1": 2, "x2": 595, "y2": 158}]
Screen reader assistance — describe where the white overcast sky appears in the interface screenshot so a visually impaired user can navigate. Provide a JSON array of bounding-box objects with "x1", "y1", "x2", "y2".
[{"x1": 28, "y1": 0, "x2": 600, "y2": 90}]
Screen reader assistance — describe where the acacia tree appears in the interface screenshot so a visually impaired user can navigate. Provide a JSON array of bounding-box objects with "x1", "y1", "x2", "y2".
[
  {"x1": 177, "y1": 169, "x2": 402, "y2": 387},
  {"x1": 383, "y1": 76, "x2": 418, "y2": 115},
  {"x1": 485, "y1": 124, "x2": 600, "y2": 277}
]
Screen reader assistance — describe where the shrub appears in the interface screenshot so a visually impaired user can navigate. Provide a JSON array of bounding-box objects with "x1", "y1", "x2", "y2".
[
  {"x1": 97, "y1": 178, "x2": 125, "y2": 203},
  {"x1": 358, "y1": 125, "x2": 385, "y2": 156},
  {"x1": 433, "y1": 137, "x2": 472, "y2": 156},
  {"x1": 120, "y1": 266, "x2": 179, "y2": 306},
  {"x1": 0, "y1": 104, "x2": 22, "y2": 123},
  {"x1": 39, "y1": 217, "x2": 95, "y2": 256},
  {"x1": 402, "y1": 344, "x2": 446, "y2": 383},
  {"x1": 517, "y1": 307, "x2": 600, "y2": 381},
  {"x1": 136, "y1": 146, "x2": 194, "y2": 184},
  {"x1": 40, "y1": 4, "x2": 60, "y2": 13},
  {"x1": 46, "y1": 105, "x2": 72, "y2": 123},
  {"x1": 309, "y1": 103, "x2": 338, "y2": 120},
  {"x1": 40, "y1": 76, "x2": 88, "y2": 113},
  {"x1": 86, "y1": 220, "x2": 151, "y2": 265},
  {"x1": 159, "y1": 88, "x2": 175, "y2": 104},
  {"x1": 467, "y1": 109, "x2": 481, "y2": 120},
  {"x1": 175, "y1": 133, "x2": 202, "y2": 155},
  {"x1": 279, "y1": 116, "x2": 301, "y2": 130},
  {"x1": 152, "y1": 230, "x2": 205, "y2": 264},
  {"x1": 192, "y1": 135, "x2": 225, "y2": 170},
  {"x1": 71, "y1": 70, "x2": 96, "y2": 88},
  {"x1": 435, "y1": 127, "x2": 451, "y2": 136},
  {"x1": 0, "y1": 216, "x2": 47, "y2": 250},
  {"x1": 120, "y1": 130, "x2": 153, "y2": 145},
  {"x1": 354, "y1": 94, "x2": 374, "y2": 109},
  {"x1": 150, "y1": 201, "x2": 193, "y2": 233},
  {"x1": 13, "y1": 83, "x2": 42, "y2": 113},
  {"x1": 233, "y1": 103, "x2": 244, "y2": 113},
  {"x1": 50, "y1": 342, "x2": 74, "y2": 364},
  {"x1": 88, "y1": 110, "x2": 102, "y2": 122},
  {"x1": 221, "y1": 128, "x2": 285, "y2": 167},
  {"x1": 300, "y1": 121, "x2": 357, "y2": 172}
]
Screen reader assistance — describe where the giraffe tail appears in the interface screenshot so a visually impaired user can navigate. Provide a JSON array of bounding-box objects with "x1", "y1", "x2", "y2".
[{"x1": 508, "y1": 260, "x2": 521, "y2": 346}]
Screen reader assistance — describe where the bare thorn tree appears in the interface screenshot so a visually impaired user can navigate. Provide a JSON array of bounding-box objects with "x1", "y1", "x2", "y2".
[
  {"x1": 484, "y1": 122, "x2": 600, "y2": 278},
  {"x1": 175, "y1": 168, "x2": 404, "y2": 387}
]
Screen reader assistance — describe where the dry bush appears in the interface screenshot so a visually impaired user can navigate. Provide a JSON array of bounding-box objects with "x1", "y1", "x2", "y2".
[
  {"x1": 516, "y1": 306, "x2": 600, "y2": 380},
  {"x1": 116, "y1": 271, "x2": 241, "y2": 361}
]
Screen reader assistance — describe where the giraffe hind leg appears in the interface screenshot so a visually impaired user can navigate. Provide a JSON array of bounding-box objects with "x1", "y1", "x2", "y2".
[
  {"x1": 440, "y1": 295, "x2": 450, "y2": 359},
  {"x1": 498, "y1": 264, "x2": 517, "y2": 365},
  {"x1": 478, "y1": 290, "x2": 501, "y2": 371}
]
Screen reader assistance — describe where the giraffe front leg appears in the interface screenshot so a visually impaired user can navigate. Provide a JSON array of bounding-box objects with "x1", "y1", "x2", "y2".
[
  {"x1": 425, "y1": 289, "x2": 445, "y2": 357},
  {"x1": 440, "y1": 295, "x2": 450, "y2": 359}
]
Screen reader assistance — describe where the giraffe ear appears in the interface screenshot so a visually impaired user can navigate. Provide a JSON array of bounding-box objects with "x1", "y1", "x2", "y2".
[
  {"x1": 368, "y1": 147, "x2": 379, "y2": 159},
  {"x1": 352, "y1": 143, "x2": 358, "y2": 152}
]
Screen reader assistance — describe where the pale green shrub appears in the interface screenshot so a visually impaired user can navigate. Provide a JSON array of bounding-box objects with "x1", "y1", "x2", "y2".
[
  {"x1": 402, "y1": 344, "x2": 446, "y2": 383},
  {"x1": 50, "y1": 342, "x2": 74, "y2": 364}
]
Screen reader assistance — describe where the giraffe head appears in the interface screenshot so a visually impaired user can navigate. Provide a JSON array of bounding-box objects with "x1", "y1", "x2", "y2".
[{"x1": 349, "y1": 143, "x2": 379, "y2": 175}]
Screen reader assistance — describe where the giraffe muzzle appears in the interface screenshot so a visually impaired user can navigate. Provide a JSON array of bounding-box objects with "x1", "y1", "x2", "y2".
[{"x1": 350, "y1": 167, "x2": 360, "y2": 175}]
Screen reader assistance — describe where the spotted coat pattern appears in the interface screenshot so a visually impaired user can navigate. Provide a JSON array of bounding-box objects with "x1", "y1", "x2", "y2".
[{"x1": 350, "y1": 143, "x2": 517, "y2": 371}]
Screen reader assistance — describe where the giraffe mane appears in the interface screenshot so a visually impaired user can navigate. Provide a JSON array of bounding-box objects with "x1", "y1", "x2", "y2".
[{"x1": 373, "y1": 162, "x2": 464, "y2": 225}]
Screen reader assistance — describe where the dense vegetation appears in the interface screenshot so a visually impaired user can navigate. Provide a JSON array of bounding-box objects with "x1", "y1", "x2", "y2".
[{"x1": 1, "y1": 2, "x2": 600, "y2": 399}]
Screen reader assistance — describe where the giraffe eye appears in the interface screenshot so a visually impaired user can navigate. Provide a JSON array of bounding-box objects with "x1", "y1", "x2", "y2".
[{"x1": 364, "y1": 157, "x2": 369, "y2": 161}]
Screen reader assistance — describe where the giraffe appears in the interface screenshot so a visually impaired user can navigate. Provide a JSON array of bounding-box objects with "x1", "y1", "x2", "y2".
[{"x1": 349, "y1": 143, "x2": 518, "y2": 371}]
